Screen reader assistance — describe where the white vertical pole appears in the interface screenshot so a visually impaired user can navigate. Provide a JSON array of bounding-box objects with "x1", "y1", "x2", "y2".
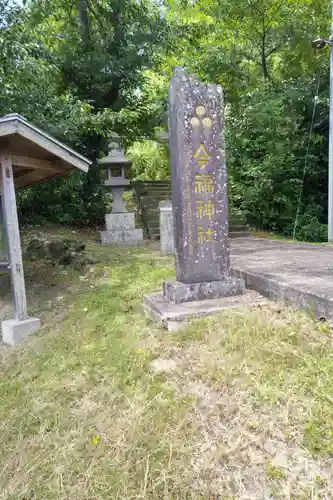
[
  {"x1": 328, "y1": 0, "x2": 333, "y2": 241},
  {"x1": 0, "y1": 150, "x2": 28, "y2": 320}
]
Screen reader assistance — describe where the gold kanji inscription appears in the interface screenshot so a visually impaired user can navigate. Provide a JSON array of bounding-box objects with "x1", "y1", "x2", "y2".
[
  {"x1": 195, "y1": 199, "x2": 215, "y2": 218},
  {"x1": 205, "y1": 199, "x2": 215, "y2": 216},
  {"x1": 198, "y1": 225, "x2": 215, "y2": 243},
  {"x1": 195, "y1": 173, "x2": 214, "y2": 194},
  {"x1": 196, "y1": 200, "x2": 205, "y2": 218},
  {"x1": 194, "y1": 144, "x2": 211, "y2": 169}
]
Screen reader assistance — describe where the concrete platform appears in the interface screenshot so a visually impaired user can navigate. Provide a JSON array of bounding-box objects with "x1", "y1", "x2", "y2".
[
  {"x1": 144, "y1": 290, "x2": 267, "y2": 331},
  {"x1": 2, "y1": 317, "x2": 41, "y2": 346},
  {"x1": 231, "y1": 238, "x2": 333, "y2": 321}
]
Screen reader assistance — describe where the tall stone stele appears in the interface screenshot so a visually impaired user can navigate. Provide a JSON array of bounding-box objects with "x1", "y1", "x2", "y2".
[
  {"x1": 99, "y1": 134, "x2": 143, "y2": 246},
  {"x1": 164, "y1": 67, "x2": 245, "y2": 303},
  {"x1": 143, "y1": 68, "x2": 246, "y2": 329}
]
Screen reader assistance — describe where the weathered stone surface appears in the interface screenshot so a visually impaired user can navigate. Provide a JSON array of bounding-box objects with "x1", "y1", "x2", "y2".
[
  {"x1": 143, "y1": 290, "x2": 266, "y2": 331},
  {"x1": 25, "y1": 238, "x2": 86, "y2": 265},
  {"x1": 2, "y1": 317, "x2": 41, "y2": 345},
  {"x1": 98, "y1": 135, "x2": 131, "y2": 214},
  {"x1": 163, "y1": 278, "x2": 245, "y2": 304},
  {"x1": 168, "y1": 67, "x2": 229, "y2": 283},
  {"x1": 105, "y1": 212, "x2": 136, "y2": 231},
  {"x1": 143, "y1": 68, "x2": 246, "y2": 328},
  {"x1": 123, "y1": 229, "x2": 143, "y2": 244},
  {"x1": 48, "y1": 240, "x2": 67, "y2": 260},
  {"x1": 110, "y1": 188, "x2": 128, "y2": 213},
  {"x1": 25, "y1": 238, "x2": 93, "y2": 267},
  {"x1": 101, "y1": 228, "x2": 143, "y2": 246},
  {"x1": 159, "y1": 200, "x2": 175, "y2": 254},
  {"x1": 102, "y1": 199, "x2": 143, "y2": 246}
]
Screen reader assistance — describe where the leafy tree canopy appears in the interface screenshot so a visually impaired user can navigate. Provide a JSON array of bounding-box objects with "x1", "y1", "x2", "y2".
[{"x1": 1, "y1": 0, "x2": 332, "y2": 239}]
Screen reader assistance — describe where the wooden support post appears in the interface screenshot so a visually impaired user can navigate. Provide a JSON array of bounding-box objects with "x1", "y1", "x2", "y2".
[
  {"x1": 0, "y1": 195, "x2": 8, "y2": 264},
  {"x1": 0, "y1": 150, "x2": 28, "y2": 321}
]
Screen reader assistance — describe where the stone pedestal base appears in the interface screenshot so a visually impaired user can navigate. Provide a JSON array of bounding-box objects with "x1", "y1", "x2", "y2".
[
  {"x1": 143, "y1": 290, "x2": 265, "y2": 331},
  {"x1": 101, "y1": 229, "x2": 143, "y2": 246},
  {"x1": 163, "y1": 278, "x2": 245, "y2": 304},
  {"x1": 101, "y1": 212, "x2": 143, "y2": 246},
  {"x1": 2, "y1": 317, "x2": 41, "y2": 345},
  {"x1": 143, "y1": 276, "x2": 252, "y2": 331}
]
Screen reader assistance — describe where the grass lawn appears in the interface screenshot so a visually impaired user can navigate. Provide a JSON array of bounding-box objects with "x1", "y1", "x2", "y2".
[{"x1": 0, "y1": 225, "x2": 333, "y2": 498}]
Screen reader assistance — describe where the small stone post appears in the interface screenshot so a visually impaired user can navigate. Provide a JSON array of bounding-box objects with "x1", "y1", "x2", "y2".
[{"x1": 159, "y1": 200, "x2": 175, "y2": 254}]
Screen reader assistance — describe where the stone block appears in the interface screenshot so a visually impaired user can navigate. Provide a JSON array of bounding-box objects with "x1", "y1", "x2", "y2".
[
  {"x1": 123, "y1": 229, "x2": 143, "y2": 244},
  {"x1": 143, "y1": 290, "x2": 265, "y2": 331},
  {"x1": 101, "y1": 228, "x2": 143, "y2": 246},
  {"x1": 2, "y1": 317, "x2": 41, "y2": 345},
  {"x1": 159, "y1": 200, "x2": 175, "y2": 254},
  {"x1": 105, "y1": 213, "x2": 135, "y2": 231},
  {"x1": 163, "y1": 278, "x2": 245, "y2": 304}
]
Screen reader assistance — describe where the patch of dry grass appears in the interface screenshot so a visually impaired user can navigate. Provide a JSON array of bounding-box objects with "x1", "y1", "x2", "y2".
[
  {"x1": 162, "y1": 307, "x2": 333, "y2": 497},
  {"x1": 0, "y1": 225, "x2": 332, "y2": 498}
]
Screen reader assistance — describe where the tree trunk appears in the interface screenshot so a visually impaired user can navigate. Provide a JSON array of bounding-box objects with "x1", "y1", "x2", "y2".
[
  {"x1": 261, "y1": 31, "x2": 269, "y2": 81},
  {"x1": 78, "y1": 0, "x2": 90, "y2": 48}
]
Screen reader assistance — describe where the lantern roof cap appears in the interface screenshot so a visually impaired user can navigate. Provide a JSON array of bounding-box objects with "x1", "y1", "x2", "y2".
[{"x1": 98, "y1": 133, "x2": 131, "y2": 167}]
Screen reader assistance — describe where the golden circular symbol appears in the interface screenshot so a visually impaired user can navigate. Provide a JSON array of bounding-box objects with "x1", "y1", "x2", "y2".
[{"x1": 196, "y1": 105, "x2": 206, "y2": 118}]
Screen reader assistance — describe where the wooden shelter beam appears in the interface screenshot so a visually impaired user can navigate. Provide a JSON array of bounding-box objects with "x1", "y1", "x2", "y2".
[
  {"x1": 0, "y1": 150, "x2": 28, "y2": 321},
  {"x1": 11, "y1": 155, "x2": 66, "y2": 173}
]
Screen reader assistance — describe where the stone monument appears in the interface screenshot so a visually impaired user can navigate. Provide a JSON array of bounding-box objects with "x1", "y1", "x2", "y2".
[
  {"x1": 99, "y1": 134, "x2": 143, "y2": 246},
  {"x1": 144, "y1": 67, "x2": 251, "y2": 329}
]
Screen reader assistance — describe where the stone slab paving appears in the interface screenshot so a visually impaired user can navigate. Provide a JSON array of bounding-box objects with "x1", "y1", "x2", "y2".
[{"x1": 231, "y1": 238, "x2": 333, "y2": 321}]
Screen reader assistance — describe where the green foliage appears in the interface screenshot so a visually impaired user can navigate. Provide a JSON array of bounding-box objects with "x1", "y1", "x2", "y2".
[
  {"x1": 128, "y1": 140, "x2": 170, "y2": 180},
  {"x1": 1, "y1": 0, "x2": 332, "y2": 240},
  {"x1": 227, "y1": 75, "x2": 329, "y2": 238},
  {"x1": 164, "y1": 0, "x2": 329, "y2": 97},
  {"x1": 294, "y1": 216, "x2": 328, "y2": 242},
  {"x1": 28, "y1": 0, "x2": 169, "y2": 109},
  {"x1": 18, "y1": 171, "x2": 106, "y2": 227},
  {"x1": 0, "y1": 0, "x2": 169, "y2": 225}
]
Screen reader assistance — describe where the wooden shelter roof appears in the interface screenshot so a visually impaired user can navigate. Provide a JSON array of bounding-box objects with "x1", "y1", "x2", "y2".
[{"x1": 0, "y1": 114, "x2": 91, "y2": 189}]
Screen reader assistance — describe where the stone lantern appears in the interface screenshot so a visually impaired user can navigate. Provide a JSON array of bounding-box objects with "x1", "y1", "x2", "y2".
[{"x1": 99, "y1": 133, "x2": 143, "y2": 246}]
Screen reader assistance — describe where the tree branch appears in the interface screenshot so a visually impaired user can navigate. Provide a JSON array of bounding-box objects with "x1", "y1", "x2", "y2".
[
  {"x1": 266, "y1": 44, "x2": 283, "y2": 58},
  {"x1": 85, "y1": 0, "x2": 105, "y2": 30},
  {"x1": 77, "y1": 0, "x2": 90, "y2": 48},
  {"x1": 263, "y1": 0, "x2": 284, "y2": 30}
]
